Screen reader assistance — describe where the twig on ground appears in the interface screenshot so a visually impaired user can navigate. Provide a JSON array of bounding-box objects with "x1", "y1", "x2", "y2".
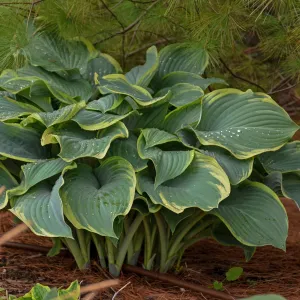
[
  {"x1": 80, "y1": 280, "x2": 120, "y2": 294},
  {"x1": 0, "y1": 223, "x2": 29, "y2": 247},
  {"x1": 112, "y1": 281, "x2": 131, "y2": 300},
  {"x1": 92, "y1": 261, "x2": 117, "y2": 293}
]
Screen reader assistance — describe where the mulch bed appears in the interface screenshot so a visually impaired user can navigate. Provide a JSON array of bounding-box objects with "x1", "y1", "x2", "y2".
[{"x1": 0, "y1": 199, "x2": 299, "y2": 300}]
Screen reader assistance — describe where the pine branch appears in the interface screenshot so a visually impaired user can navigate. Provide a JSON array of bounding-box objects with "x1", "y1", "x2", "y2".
[
  {"x1": 94, "y1": 0, "x2": 160, "y2": 45},
  {"x1": 125, "y1": 38, "x2": 175, "y2": 57},
  {"x1": 219, "y1": 58, "x2": 267, "y2": 92},
  {"x1": 0, "y1": 4, "x2": 30, "y2": 12},
  {"x1": 99, "y1": 0, "x2": 124, "y2": 29},
  {"x1": 99, "y1": 0, "x2": 126, "y2": 67}
]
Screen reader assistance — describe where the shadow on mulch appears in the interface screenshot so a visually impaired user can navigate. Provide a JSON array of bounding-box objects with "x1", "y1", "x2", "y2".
[{"x1": 0, "y1": 199, "x2": 299, "y2": 300}]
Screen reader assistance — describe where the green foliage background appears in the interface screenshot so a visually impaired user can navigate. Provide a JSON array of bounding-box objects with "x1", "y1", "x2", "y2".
[{"x1": 0, "y1": 0, "x2": 300, "y2": 111}]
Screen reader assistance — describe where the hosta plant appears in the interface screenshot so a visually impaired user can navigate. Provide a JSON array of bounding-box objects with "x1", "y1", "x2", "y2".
[{"x1": 0, "y1": 30, "x2": 299, "y2": 277}]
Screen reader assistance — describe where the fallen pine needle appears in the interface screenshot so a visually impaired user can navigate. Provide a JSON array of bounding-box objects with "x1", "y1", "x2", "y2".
[
  {"x1": 112, "y1": 281, "x2": 131, "y2": 300},
  {"x1": 0, "y1": 223, "x2": 29, "y2": 246}
]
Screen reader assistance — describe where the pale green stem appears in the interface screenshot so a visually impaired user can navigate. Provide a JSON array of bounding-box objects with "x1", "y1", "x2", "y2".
[
  {"x1": 176, "y1": 229, "x2": 212, "y2": 269},
  {"x1": 154, "y1": 212, "x2": 168, "y2": 273},
  {"x1": 129, "y1": 226, "x2": 144, "y2": 265},
  {"x1": 150, "y1": 222, "x2": 157, "y2": 251},
  {"x1": 106, "y1": 237, "x2": 115, "y2": 267},
  {"x1": 143, "y1": 217, "x2": 152, "y2": 268},
  {"x1": 168, "y1": 212, "x2": 205, "y2": 259},
  {"x1": 61, "y1": 237, "x2": 87, "y2": 270},
  {"x1": 76, "y1": 229, "x2": 90, "y2": 263},
  {"x1": 124, "y1": 217, "x2": 134, "y2": 264},
  {"x1": 114, "y1": 213, "x2": 144, "y2": 274},
  {"x1": 91, "y1": 233, "x2": 107, "y2": 269},
  {"x1": 184, "y1": 219, "x2": 215, "y2": 241}
]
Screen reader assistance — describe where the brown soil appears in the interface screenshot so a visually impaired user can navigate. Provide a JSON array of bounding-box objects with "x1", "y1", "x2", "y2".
[{"x1": 0, "y1": 199, "x2": 299, "y2": 300}]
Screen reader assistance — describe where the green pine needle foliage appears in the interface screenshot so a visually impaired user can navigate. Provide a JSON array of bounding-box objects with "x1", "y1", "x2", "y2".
[{"x1": 0, "y1": 0, "x2": 299, "y2": 93}]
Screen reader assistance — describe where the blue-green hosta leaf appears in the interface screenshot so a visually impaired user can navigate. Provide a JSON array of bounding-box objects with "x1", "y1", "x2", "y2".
[
  {"x1": 163, "y1": 102, "x2": 202, "y2": 133},
  {"x1": 263, "y1": 172, "x2": 283, "y2": 196},
  {"x1": 281, "y1": 173, "x2": 300, "y2": 208},
  {"x1": 124, "y1": 103, "x2": 168, "y2": 130},
  {"x1": 61, "y1": 157, "x2": 136, "y2": 238},
  {"x1": 18, "y1": 66, "x2": 93, "y2": 103},
  {"x1": 176, "y1": 128, "x2": 199, "y2": 149},
  {"x1": 0, "y1": 68, "x2": 91, "y2": 105},
  {"x1": 42, "y1": 122, "x2": 128, "y2": 162},
  {"x1": 155, "y1": 43, "x2": 209, "y2": 81},
  {"x1": 84, "y1": 53, "x2": 122, "y2": 83},
  {"x1": 112, "y1": 99, "x2": 133, "y2": 116},
  {"x1": 86, "y1": 94, "x2": 124, "y2": 113},
  {"x1": 156, "y1": 83, "x2": 204, "y2": 107},
  {"x1": 10, "y1": 165, "x2": 74, "y2": 238},
  {"x1": 160, "y1": 71, "x2": 227, "y2": 90},
  {"x1": 0, "y1": 96, "x2": 41, "y2": 121},
  {"x1": 124, "y1": 95, "x2": 139, "y2": 110},
  {"x1": 99, "y1": 74, "x2": 171, "y2": 106},
  {"x1": 212, "y1": 221, "x2": 256, "y2": 262},
  {"x1": 160, "y1": 207, "x2": 195, "y2": 233},
  {"x1": 134, "y1": 193, "x2": 160, "y2": 213},
  {"x1": 126, "y1": 46, "x2": 159, "y2": 87},
  {"x1": 142, "y1": 128, "x2": 179, "y2": 148},
  {"x1": 8, "y1": 158, "x2": 72, "y2": 198},
  {"x1": 27, "y1": 96, "x2": 53, "y2": 112},
  {"x1": 72, "y1": 109, "x2": 132, "y2": 131},
  {"x1": 0, "y1": 66, "x2": 91, "y2": 104},
  {"x1": 24, "y1": 32, "x2": 91, "y2": 75},
  {"x1": 1, "y1": 158, "x2": 72, "y2": 209},
  {"x1": 136, "y1": 151, "x2": 230, "y2": 213},
  {"x1": 0, "y1": 123, "x2": 47, "y2": 162},
  {"x1": 22, "y1": 101, "x2": 85, "y2": 127},
  {"x1": 0, "y1": 90, "x2": 16, "y2": 99},
  {"x1": 201, "y1": 146, "x2": 254, "y2": 185},
  {"x1": 211, "y1": 181, "x2": 288, "y2": 250},
  {"x1": 131, "y1": 194, "x2": 151, "y2": 216},
  {"x1": 194, "y1": 89, "x2": 299, "y2": 159},
  {"x1": 259, "y1": 141, "x2": 300, "y2": 173},
  {"x1": 138, "y1": 134, "x2": 193, "y2": 188},
  {"x1": 107, "y1": 134, "x2": 147, "y2": 172},
  {"x1": 264, "y1": 172, "x2": 300, "y2": 209},
  {"x1": 0, "y1": 163, "x2": 18, "y2": 209}
]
